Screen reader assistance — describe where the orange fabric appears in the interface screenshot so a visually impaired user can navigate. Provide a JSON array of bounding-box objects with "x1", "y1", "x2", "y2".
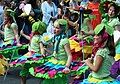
[{"x1": 87, "y1": 2, "x2": 102, "y2": 29}]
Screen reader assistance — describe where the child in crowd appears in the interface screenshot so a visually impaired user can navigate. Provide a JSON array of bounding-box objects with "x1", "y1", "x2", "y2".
[
  {"x1": 20, "y1": 21, "x2": 46, "y2": 55},
  {"x1": 19, "y1": 21, "x2": 47, "y2": 84},
  {"x1": 52, "y1": 19, "x2": 72, "y2": 70},
  {"x1": 30, "y1": 19, "x2": 72, "y2": 84},
  {"x1": 81, "y1": 23, "x2": 120, "y2": 84},
  {"x1": 0, "y1": 10, "x2": 21, "y2": 47},
  {"x1": 42, "y1": 19, "x2": 72, "y2": 84}
]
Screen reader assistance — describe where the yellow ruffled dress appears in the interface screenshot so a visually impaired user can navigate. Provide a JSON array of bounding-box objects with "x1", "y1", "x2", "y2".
[{"x1": 0, "y1": 55, "x2": 8, "y2": 75}]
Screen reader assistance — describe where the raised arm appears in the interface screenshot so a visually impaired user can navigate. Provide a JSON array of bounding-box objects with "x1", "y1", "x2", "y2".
[{"x1": 20, "y1": 29, "x2": 30, "y2": 40}]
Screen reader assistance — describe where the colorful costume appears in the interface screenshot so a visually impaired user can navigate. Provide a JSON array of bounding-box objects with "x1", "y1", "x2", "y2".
[
  {"x1": 102, "y1": 17, "x2": 120, "y2": 29},
  {"x1": 29, "y1": 19, "x2": 88, "y2": 84},
  {"x1": 10, "y1": 21, "x2": 47, "y2": 77},
  {"x1": 70, "y1": 15, "x2": 94, "y2": 61},
  {"x1": 69, "y1": 39, "x2": 93, "y2": 61},
  {"x1": 81, "y1": 23, "x2": 120, "y2": 84},
  {"x1": 81, "y1": 48, "x2": 120, "y2": 84},
  {"x1": 0, "y1": 19, "x2": 22, "y2": 60}
]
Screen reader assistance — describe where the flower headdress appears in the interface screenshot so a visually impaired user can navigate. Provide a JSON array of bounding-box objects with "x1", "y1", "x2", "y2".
[
  {"x1": 32, "y1": 21, "x2": 46, "y2": 34},
  {"x1": 94, "y1": 22, "x2": 114, "y2": 36}
]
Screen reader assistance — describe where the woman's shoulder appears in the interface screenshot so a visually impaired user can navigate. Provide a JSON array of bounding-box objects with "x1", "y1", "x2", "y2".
[
  {"x1": 96, "y1": 48, "x2": 109, "y2": 57},
  {"x1": 97, "y1": 48, "x2": 109, "y2": 53}
]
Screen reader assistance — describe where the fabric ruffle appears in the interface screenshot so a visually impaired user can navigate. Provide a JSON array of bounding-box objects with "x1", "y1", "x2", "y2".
[
  {"x1": 110, "y1": 60, "x2": 120, "y2": 80},
  {"x1": 0, "y1": 44, "x2": 28, "y2": 54},
  {"x1": 0, "y1": 39, "x2": 17, "y2": 50},
  {"x1": 29, "y1": 58, "x2": 88, "y2": 79},
  {"x1": 10, "y1": 53, "x2": 50, "y2": 67},
  {"x1": 0, "y1": 44, "x2": 28, "y2": 60},
  {"x1": 69, "y1": 39, "x2": 93, "y2": 53},
  {"x1": 81, "y1": 78, "x2": 120, "y2": 84},
  {"x1": 81, "y1": 75, "x2": 120, "y2": 84},
  {"x1": 114, "y1": 54, "x2": 120, "y2": 61}
]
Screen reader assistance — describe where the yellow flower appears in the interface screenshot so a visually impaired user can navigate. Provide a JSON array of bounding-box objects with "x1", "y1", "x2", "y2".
[
  {"x1": 43, "y1": 36, "x2": 50, "y2": 42},
  {"x1": 69, "y1": 39, "x2": 82, "y2": 52}
]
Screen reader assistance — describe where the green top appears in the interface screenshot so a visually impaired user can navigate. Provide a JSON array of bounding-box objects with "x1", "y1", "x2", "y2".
[
  {"x1": 54, "y1": 38, "x2": 69, "y2": 63},
  {"x1": 102, "y1": 17, "x2": 119, "y2": 29},
  {"x1": 81, "y1": 18, "x2": 90, "y2": 32},
  {"x1": 28, "y1": 35, "x2": 42, "y2": 53},
  {"x1": 92, "y1": 48, "x2": 114, "y2": 78},
  {"x1": 4, "y1": 23, "x2": 18, "y2": 41}
]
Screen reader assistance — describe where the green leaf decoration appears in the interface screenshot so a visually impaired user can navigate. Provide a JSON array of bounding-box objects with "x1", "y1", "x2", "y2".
[
  {"x1": 0, "y1": 44, "x2": 28, "y2": 54},
  {"x1": 94, "y1": 23, "x2": 105, "y2": 35},
  {"x1": 29, "y1": 67, "x2": 35, "y2": 76},
  {"x1": 36, "y1": 73, "x2": 42, "y2": 78},
  {"x1": 104, "y1": 23, "x2": 114, "y2": 36},
  {"x1": 94, "y1": 23, "x2": 114, "y2": 36},
  {"x1": 76, "y1": 66, "x2": 89, "y2": 75},
  {"x1": 84, "y1": 36, "x2": 93, "y2": 44}
]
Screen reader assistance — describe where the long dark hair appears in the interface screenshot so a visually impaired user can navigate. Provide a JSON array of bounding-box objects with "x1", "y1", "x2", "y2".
[
  {"x1": 105, "y1": 35, "x2": 115, "y2": 57},
  {"x1": 100, "y1": 28, "x2": 115, "y2": 57}
]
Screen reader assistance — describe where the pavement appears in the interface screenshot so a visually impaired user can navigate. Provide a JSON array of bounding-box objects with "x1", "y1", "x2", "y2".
[{"x1": 0, "y1": 67, "x2": 42, "y2": 84}]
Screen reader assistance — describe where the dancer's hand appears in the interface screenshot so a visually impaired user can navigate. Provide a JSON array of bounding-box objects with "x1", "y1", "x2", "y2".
[
  {"x1": 20, "y1": 30, "x2": 24, "y2": 35},
  {"x1": 62, "y1": 66, "x2": 70, "y2": 74},
  {"x1": 17, "y1": 43, "x2": 22, "y2": 46},
  {"x1": 82, "y1": 58, "x2": 93, "y2": 65}
]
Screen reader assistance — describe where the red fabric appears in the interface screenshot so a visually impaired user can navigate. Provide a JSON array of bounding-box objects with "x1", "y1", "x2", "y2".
[
  {"x1": 71, "y1": 50, "x2": 83, "y2": 61},
  {"x1": 87, "y1": 2, "x2": 102, "y2": 29}
]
